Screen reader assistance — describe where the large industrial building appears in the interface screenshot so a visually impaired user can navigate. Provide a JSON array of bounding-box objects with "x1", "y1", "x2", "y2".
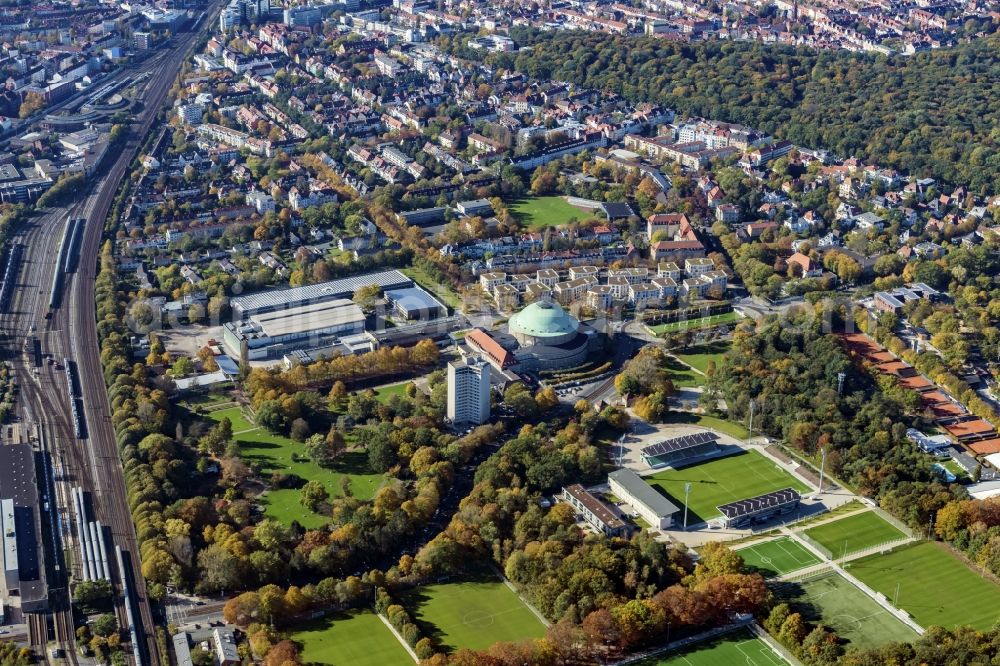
[
  {"x1": 446, "y1": 356, "x2": 491, "y2": 425},
  {"x1": 466, "y1": 300, "x2": 603, "y2": 372},
  {"x1": 224, "y1": 270, "x2": 453, "y2": 361},
  {"x1": 0, "y1": 445, "x2": 46, "y2": 612}
]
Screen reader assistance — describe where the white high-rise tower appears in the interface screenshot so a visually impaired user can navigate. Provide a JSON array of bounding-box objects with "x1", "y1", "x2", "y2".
[{"x1": 447, "y1": 356, "x2": 491, "y2": 425}]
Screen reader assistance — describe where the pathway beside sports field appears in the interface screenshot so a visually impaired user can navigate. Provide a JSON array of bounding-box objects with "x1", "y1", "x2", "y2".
[{"x1": 376, "y1": 613, "x2": 419, "y2": 663}]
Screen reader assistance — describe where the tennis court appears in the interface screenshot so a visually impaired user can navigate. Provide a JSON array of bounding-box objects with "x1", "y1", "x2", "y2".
[{"x1": 736, "y1": 537, "x2": 823, "y2": 577}]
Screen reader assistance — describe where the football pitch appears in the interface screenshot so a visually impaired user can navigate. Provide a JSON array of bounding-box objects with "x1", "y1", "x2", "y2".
[
  {"x1": 636, "y1": 629, "x2": 788, "y2": 665},
  {"x1": 643, "y1": 450, "x2": 810, "y2": 524},
  {"x1": 780, "y1": 572, "x2": 918, "y2": 649},
  {"x1": 736, "y1": 537, "x2": 823, "y2": 577},
  {"x1": 291, "y1": 610, "x2": 414, "y2": 666},
  {"x1": 403, "y1": 576, "x2": 546, "y2": 652},
  {"x1": 848, "y1": 541, "x2": 1000, "y2": 631},
  {"x1": 802, "y1": 511, "x2": 907, "y2": 558}
]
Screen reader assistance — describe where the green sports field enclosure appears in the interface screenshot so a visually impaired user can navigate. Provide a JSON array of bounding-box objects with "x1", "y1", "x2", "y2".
[
  {"x1": 643, "y1": 450, "x2": 809, "y2": 524},
  {"x1": 847, "y1": 541, "x2": 1000, "y2": 631},
  {"x1": 780, "y1": 572, "x2": 917, "y2": 649},
  {"x1": 291, "y1": 610, "x2": 413, "y2": 666},
  {"x1": 636, "y1": 629, "x2": 788, "y2": 665},
  {"x1": 802, "y1": 510, "x2": 907, "y2": 557},
  {"x1": 736, "y1": 537, "x2": 822, "y2": 577},
  {"x1": 402, "y1": 576, "x2": 546, "y2": 652}
]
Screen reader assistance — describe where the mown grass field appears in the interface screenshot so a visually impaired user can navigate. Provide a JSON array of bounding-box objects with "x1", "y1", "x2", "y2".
[
  {"x1": 847, "y1": 541, "x2": 1000, "y2": 631},
  {"x1": 635, "y1": 629, "x2": 788, "y2": 665},
  {"x1": 373, "y1": 381, "x2": 410, "y2": 403},
  {"x1": 736, "y1": 537, "x2": 823, "y2": 577},
  {"x1": 781, "y1": 572, "x2": 918, "y2": 649},
  {"x1": 644, "y1": 450, "x2": 809, "y2": 524},
  {"x1": 402, "y1": 576, "x2": 546, "y2": 652},
  {"x1": 509, "y1": 196, "x2": 593, "y2": 229},
  {"x1": 207, "y1": 406, "x2": 383, "y2": 528},
  {"x1": 674, "y1": 341, "x2": 731, "y2": 374},
  {"x1": 802, "y1": 511, "x2": 907, "y2": 558},
  {"x1": 663, "y1": 355, "x2": 705, "y2": 388},
  {"x1": 291, "y1": 610, "x2": 413, "y2": 666}
]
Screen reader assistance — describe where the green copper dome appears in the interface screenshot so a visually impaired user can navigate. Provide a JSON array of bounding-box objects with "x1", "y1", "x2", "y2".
[{"x1": 509, "y1": 301, "x2": 578, "y2": 339}]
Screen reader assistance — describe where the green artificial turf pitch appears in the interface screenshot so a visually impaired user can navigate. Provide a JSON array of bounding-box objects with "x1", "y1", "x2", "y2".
[
  {"x1": 736, "y1": 537, "x2": 823, "y2": 577},
  {"x1": 644, "y1": 450, "x2": 809, "y2": 524},
  {"x1": 802, "y1": 511, "x2": 907, "y2": 558},
  {"x1": 847, "y1": 541, "x2": 1000, "y2": 631},
  {"x1": 291, "y1": 610, "x2": 413, "y2": 666},
  {"x1": 780, "y1": 572, "x2": 918, "y2": 649},
  {"x1": 207, "y1": 406, "x2": 383, "y2": 528},
  {"x1": 635, "y1": 629, "x2": 788, "y2": 665},
  {"x1": 402, "y1": 576, "x2": 546, "y2": 652},
  {"x1": 648, "y1": 311, "x2": 739, "y2": 335},
  {"x1": 509, "y1": 196, "x2": 594, "y2": 229}
]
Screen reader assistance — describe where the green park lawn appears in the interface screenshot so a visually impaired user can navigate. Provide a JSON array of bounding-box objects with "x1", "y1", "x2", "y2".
[
  {"x1": 402, "y1": 575, "x2": 546, "y2": 652},
  {"x1": 373, "y1": 382, "x2": 410, "y2": 403},
  {"x1": 644, "y1": 450, "x2": 809, "y2": 524},
  {"x1": 801, "y1": 511, "x2": 907, "y2": 558},
  {"x1": 782, "y1": 572, "x2": 918, "y2": 649},
  {"x1": 674, "y1": 341, "x2": 731, "y2": 374},
  {"x1": 663, "y1": 355, "x2": 705, "y2": 388},
  {"x1": 649, "y1": 311, "x2": 739, "y2": 335},
  {"x1": 509, "y1": 196, "x2": 594, "y2": 229},
  {"x1": 292, "y1": 611, "x2": 413, "y2": 666},
  {"x1": 847, "y1": 541, "x2": 1000, "y2": 631},
  {"x1": 736, "y1": 537, "x2": 823, "y2": 577},
  {"x1": 207, "y1": 406, "x2": 383, "y2": 528},
  {"x1": 635, "y1": 629, "x2": 789, "y2": 665}
]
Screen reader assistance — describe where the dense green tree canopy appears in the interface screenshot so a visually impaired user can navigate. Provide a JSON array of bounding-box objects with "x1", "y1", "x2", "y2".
[{"x1": 484, "y1": 29, "x2": 1000, "y2": 193}]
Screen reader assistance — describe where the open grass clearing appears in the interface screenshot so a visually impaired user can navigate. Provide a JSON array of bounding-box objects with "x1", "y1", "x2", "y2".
[
  {"x1": 207, "y1": 406, "x2": 383, "y2": 528},
  {"x1": 847, "y1": 541, "x2": 1000, "y2": 631},
  {"x1": 673, "y1": 341, "x2": 731, "y2": 374},
  {"x1": 736, "y1": 537, "x2": 823, "y2": 577},
  {"x1": 643, "y1": 449, "x2": 809, "y2": 524},
  {"x1": 373, "y1": 381, "x2": 410, "y2": 403},
  {"x1": 779, "y1": 571, "x2": 918, "y2": 649},
  {"x1": 291, "y1": 610, "x2": 413, "y2": 666},
  {"x1": 662, "y1": 355, "x2": 704, "y2": 388},
  {"x1": 802, "y1": 511, "x2": 907, "y2": 558},
  {"x1": 402, "y1": 574, "x2": 546, "y2": 652}
]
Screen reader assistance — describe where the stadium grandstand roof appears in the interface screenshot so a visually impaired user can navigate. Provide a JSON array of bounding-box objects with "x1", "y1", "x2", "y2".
[
  {"x1": 641, "y1": 431, "x2": 718, "y2": 459},
  {"x1": 717, "y1": 488, "x2": 801, "y2": 520}
]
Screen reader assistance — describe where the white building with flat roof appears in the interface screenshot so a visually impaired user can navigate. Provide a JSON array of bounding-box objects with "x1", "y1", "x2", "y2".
[
  {"x1": 609, "y1": 468, "x2": 679, "y2": 530},
  {"x1": 447, "y1": 356, "x2": 491, "y2": 425}
]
